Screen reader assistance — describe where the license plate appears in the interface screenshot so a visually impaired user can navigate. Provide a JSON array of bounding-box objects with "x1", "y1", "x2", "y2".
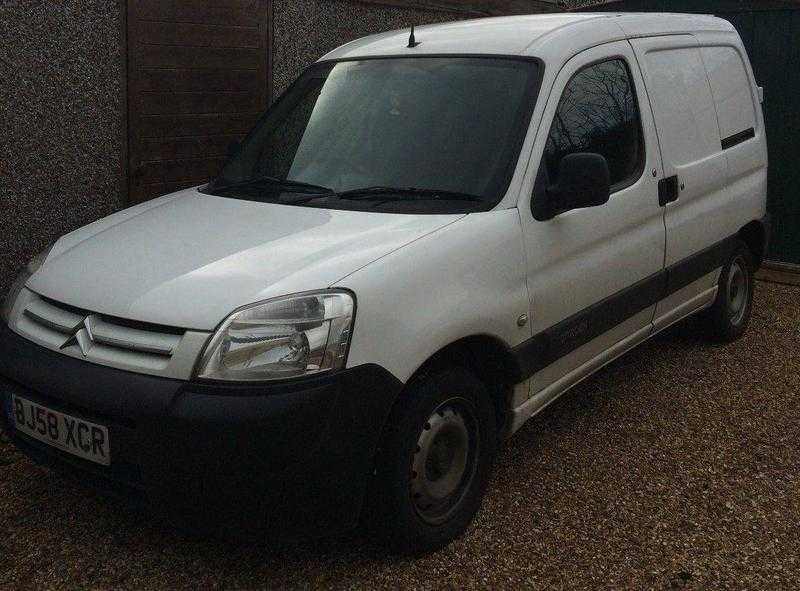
[{"x1": 11, "y1": 395, "x2": 110, "y2": 466}]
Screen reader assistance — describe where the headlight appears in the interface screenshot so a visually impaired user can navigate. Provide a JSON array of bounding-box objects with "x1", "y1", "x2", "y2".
[
  {"x1": 196, "y1": 290, "x2": 355, "y2": 382},
  {"x1": 2, "y1": 244, "x2": 54, "y2": 323}
]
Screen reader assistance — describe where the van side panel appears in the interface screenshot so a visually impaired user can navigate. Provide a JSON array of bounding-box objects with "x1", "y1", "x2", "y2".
[
  {"x1": 631, "y1": 35, "x2": 762, "y2": 324},
  {"x1": 337, "y1": 209, "x2": 531, "y2": 384},
  {"x1": 697, "y1": 32, "x2": 768, "y2": 230},
  {"x1": 633, "y1": 38, "x2": 730, "y2": 256},
  {"x1": 702, "y1": 44, "x2": 757, "y2": 141},
  {"x1": 635, "y1": 39, "x2": 723, "y2": 182}
]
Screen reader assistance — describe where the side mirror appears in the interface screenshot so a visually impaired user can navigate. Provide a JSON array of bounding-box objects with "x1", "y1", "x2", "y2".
[{"x1": 535, "y1": 153, "x2": 611, "y2": 220}]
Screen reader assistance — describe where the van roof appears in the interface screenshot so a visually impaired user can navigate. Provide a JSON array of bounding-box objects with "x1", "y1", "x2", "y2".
[{"x1": 320, "y1": 13, "x2": 736, "y2": 63}]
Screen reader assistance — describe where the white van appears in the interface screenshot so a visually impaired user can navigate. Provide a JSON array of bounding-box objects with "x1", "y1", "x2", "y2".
[{"x1": 1, "y1": 13, "x2": 769, "y2": 552}]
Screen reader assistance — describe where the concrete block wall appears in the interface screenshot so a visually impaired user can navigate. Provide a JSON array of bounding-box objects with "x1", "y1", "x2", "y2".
[{"x1": 0, "y1": 1, "x2": 126, "y2": 297}]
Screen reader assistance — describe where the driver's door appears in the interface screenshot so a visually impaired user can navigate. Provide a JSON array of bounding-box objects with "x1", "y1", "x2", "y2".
[{"x1": 517, "y1": 41, "x2": 666, "y2": 401}]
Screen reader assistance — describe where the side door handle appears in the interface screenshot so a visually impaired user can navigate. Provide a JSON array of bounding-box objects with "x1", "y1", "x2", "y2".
[{"x1": 658, "y1": 175, "x2": 680, "y2": 207}]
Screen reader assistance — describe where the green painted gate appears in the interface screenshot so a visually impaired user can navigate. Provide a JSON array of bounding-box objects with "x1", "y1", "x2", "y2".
[{"x1": 582, "y1": 0, "x2": 800, "y2": 264}]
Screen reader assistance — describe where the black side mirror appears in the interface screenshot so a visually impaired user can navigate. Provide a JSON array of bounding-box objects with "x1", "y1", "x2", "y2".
[{"x1": 535, "y1": 153, "x2": 611, "y2": 220}]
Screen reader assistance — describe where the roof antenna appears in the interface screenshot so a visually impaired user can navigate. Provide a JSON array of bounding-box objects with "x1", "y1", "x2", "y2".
[{"x1": 408, "y1": 25, "x2": 420, "y2": 48}]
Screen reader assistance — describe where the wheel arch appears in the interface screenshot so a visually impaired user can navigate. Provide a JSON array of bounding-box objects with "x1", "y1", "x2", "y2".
[
  {"x1": 401, "y1": 334, "x2": 524, "y2": 435},
  {"x1": 738, "y1": 219, "x2": 768, "y2": 269}
]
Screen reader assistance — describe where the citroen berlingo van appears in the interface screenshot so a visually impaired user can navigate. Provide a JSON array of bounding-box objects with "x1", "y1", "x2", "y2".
[{"x1": 1, "y1": 13, "x2": 770, "y2": 552}]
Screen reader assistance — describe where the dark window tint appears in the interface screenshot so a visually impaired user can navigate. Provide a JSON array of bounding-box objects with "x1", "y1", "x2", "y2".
[{"x1": 544, "y1": 59, "x2": 643, "y2": 189}]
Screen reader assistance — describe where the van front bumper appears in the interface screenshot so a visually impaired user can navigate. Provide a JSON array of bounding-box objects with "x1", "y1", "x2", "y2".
[{"x1": 0, "y1": 324, "x2": 402, "y2": 541}]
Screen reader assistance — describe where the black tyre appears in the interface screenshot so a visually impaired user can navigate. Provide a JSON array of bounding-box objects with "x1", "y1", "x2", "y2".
[
  {"x1": 702, "y1": 240, "x2": 755, "y2": 342},
  {"x1": 367, "y1": 366, "x2": 497, "y2": 554}
]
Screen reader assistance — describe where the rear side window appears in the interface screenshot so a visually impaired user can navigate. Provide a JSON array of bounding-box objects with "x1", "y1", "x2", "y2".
[{"x1": 543, "y1": 59, "x2": 644, "y2": 189}]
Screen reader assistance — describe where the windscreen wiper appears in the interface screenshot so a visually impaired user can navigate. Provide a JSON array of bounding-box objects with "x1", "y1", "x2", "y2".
[
  {"x1": 209, "y1": 175, "x2": 334, "y2": 195},
  {"x1": 333, "y1": 186, "x2": 486, "y2": 202},
  {"x1": 278, "y1": 186, "x2": 487, "y2": 206}
]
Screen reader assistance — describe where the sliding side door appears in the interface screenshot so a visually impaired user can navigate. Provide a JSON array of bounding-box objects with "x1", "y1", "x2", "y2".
[{"x1": 630, "y1": 35, "x2": 756, "y2": 328}]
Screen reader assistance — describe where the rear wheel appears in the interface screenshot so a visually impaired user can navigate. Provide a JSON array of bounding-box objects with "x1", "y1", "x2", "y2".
[
  {"x1": 702, "y1": 241, "x2": 754, "y2": 342},
  {"x1": 368, "y1": 366, "x2": 497, "y2": 554}
]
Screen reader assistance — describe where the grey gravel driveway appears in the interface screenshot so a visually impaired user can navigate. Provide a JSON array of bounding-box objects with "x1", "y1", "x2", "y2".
[{"x1": 1, "y1": 281, "x2": 798, "y2": 590}]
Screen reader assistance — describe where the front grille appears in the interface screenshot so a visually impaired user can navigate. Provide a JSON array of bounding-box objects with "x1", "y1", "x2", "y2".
[
  {"x1": 9, "y1": 289, "x2": 210, "y2": 379},
  {"x1": 18, "y1": 297, "x2": 183, "y2": 372}
]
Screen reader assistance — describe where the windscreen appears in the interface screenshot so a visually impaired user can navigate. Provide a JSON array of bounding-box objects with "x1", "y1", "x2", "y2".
[{"x1": 208, "y1": 57, "x2": 540, "y2": 213}]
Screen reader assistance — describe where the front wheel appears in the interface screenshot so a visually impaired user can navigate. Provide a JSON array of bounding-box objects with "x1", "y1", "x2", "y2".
[
  {"x1": 701, "y1": 241, "x2": 755, "y2": 342},
  {"x1": 367, "y1": 366, "x2": 497, "y2": 554}
]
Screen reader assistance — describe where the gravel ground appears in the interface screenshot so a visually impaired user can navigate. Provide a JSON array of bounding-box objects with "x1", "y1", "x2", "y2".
[{"x1": 1, "y1": 281, "x2": 798, "y2": 590}]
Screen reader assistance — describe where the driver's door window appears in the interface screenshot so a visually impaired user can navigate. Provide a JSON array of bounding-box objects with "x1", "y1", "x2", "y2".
[{"x1": 543, "y1": 59, "x2": 644, "y2": 195}]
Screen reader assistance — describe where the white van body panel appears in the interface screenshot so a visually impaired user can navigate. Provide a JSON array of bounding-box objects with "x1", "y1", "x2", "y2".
[
  {"x1": 695, "y1": 31, "x2": 768, "y2": 215},
  {"x1": 27, "y1": 188, "x2": 463, "y2": 331},
  {"x1": 337, "y1": 209, "x2": 530, "y2": 383},
  {"x1": 613, "y1": 12, "x2": 734, "y2": 38},
  {"x1": 46, "y1": 192, "x2": 186, "y2": 260},
  {"x1": 701, "y1": 42, "x2": 758, "y2": 140}
]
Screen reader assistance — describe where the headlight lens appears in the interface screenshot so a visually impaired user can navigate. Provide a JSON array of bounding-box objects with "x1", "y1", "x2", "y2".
[
  {"x1": 2, "y1": 244, "x2": 54, "y2": 323},
  {"x1": 196, "y1": 290, "x2": 355, "y2": 382}
]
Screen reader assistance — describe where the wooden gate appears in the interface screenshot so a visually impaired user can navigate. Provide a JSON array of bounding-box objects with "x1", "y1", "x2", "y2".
[{"x1": 126, "y1": 0, "x2": 271, "y2": 204}]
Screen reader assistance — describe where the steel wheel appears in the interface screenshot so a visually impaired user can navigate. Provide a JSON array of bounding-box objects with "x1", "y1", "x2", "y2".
[
  {"x1": 368, "y1": 366, "x2": 497, "y2": 553},
  {"x1": 726, "y1": 255, "x2": 750, "y2": 326},
  {"x1": 701, "y1": 241, "x2": 755, "y2": 343},
  {"x1": 410, "y1": 398, "x2": 479, "y2": 526}
]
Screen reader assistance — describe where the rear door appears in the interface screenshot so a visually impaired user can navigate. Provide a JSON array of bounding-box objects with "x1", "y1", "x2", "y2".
[{"x1": 630, "y1": 36, "x2": 737, "y2": 328}]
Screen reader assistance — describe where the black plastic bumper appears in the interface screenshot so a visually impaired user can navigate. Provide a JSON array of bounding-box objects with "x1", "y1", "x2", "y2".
[{"x1": 0, "y1": 324, "x2": 403, "y2": 541}]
